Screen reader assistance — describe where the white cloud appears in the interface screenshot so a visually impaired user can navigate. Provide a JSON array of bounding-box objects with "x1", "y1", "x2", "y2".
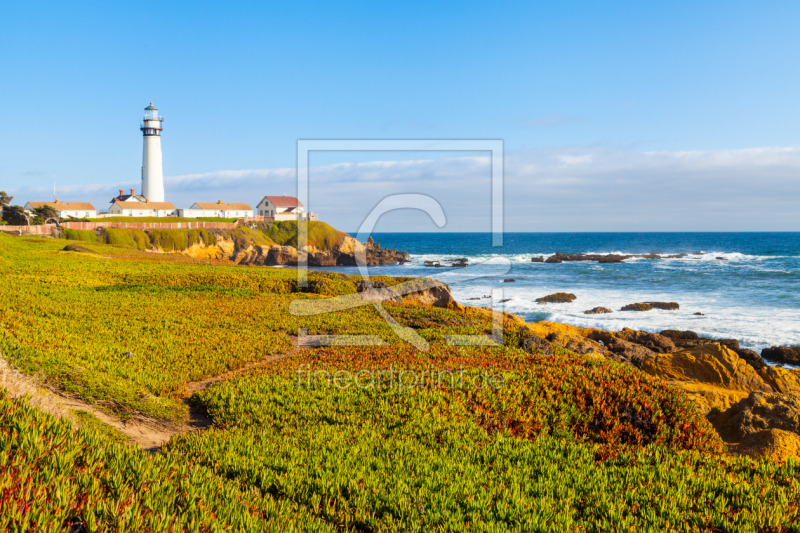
[{"x1": 5, "y1": 145, "x2": 800, "y2": 231}]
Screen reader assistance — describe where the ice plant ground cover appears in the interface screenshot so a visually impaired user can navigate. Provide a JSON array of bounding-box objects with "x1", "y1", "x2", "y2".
[{"x1": 0, "y1": 231, "x2": 799, "y2": 531}]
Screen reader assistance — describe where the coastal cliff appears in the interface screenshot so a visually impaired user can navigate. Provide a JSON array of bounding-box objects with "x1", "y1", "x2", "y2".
[{"x1": 62, "y1": 221, "x2": 410, "y2": 266}]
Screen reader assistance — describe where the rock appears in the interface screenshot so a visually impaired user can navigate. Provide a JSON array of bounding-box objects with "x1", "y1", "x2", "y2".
[
  {"x1": 265, "y1": 245, "x2": 299, "y2": 266},
  {"x1": 735, "y1": 348, "x2": 766, "y2": 370},
  {"x1": 354, "y1": 280, "x2": 389, "y2": 291},
  {"x1": 584, "y1": 307, "x2": 613, "y2": 314},
  {"x1": 694, "y1": 312, "x2": 704, "y2": 316},
  {"x1": 358, "y1": 286, "x2": 402, "y2": 303},
  {"x1": 708, "y1": 392, "x2": 800, "y2": 461},
  {"x1": 538, "y1": 252, "x2": 674, "y2": 264},
  {"x1": 637, "y1": 344, "x2": 773, "y2": 396},
  {"x1": 400, "y1": 279, "x2": 464, "y2": 311},
  {"x1": 645, "y1": 301, "x2": 679, "y2": 310},
  {"x1": 710, "y1": 392, "x2": 800, "y2": 443},
  {"x1": 503, "y1": 278, "x2": 516, "y2": 283},
  {"x1": 621, "y1": 303, "x2": 653, "y2": 312},
  {"x1": 520, "y1": 332, "x2": 553, "y2": 355},
  {"x1": 498, "y1": 298, "x2": 511, "y2": 303},
  {"x1": 762, "y1": 346, "x2": 800, "y2": 366},
  {"x1": 535, "y1": 292, "x2": 577, "y2": 304},
  {"x1": 585, "y1": 329, "x2": 656, "y2": 366},
  {"x1": 531, "y1": 257, "x2": 544, "y2": 263},
  {"x1": 675, "y1": 383, "x2": 750, "y2": 415},
  {"x1": 716, "y1": 257, "x2": 727, "y2": 260},
  {"x1": 524, "y1": 322, "x2": 608, "y2": 358},
  {"x1": 546, "y1": 331, "x2": 608, "y2": 357},
  {"x1": 63, "y1": 244, "x2": 96, "y2": 254},
  {"x1": 758, "y1": 367, "x2": 800, "y2": 395},
  {"x1": 660, "y1": 330, "x2": 700, "y2": 340},
  {"x1": 730, "y1": 429, "x2": 800, "y2": 463},
  {"x1": 307, "y1": 250, "x2": 337, "y2": 266},
  {"x1": 614, "y1": 328, "x2": 676, "y2": 354}
]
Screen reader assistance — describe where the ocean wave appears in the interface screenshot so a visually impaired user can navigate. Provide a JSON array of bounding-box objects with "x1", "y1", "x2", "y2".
[
  {"x1": 407, "y1": 251, "x2": 790, "y2": 265},
  {"x1": 446, "y1": 284, "x2": 800, "y2": 352}
]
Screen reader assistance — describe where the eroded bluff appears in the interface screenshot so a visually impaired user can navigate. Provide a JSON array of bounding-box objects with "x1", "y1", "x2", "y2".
[{"x1": 182, "y1": 233, "x2": 409, "y2": 267}]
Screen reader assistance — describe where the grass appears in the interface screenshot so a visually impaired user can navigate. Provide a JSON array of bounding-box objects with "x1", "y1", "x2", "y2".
[
  {"x1": 0, "y1": 234, "x2": 415, "y2": 421},
  {"x1": 1, "y1": 230, "x2": 800, "y2": 531},
  {"x1": 266, "y1": 220, "x2": 349, "y2": 249},
  {"x1": 0, "y1": 388, "x2": 335, "y2": 531},
  {"x1": 72, "y1": 410, "x2": 130, "y2": 444},
  {"x1": 164, "y1": 347, "x2": 800, "y2": 531}
]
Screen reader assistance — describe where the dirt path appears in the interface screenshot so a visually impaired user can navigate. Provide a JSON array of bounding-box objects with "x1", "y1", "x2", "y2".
[{"x1": 0, "y1": 336, "x2": 310, "y2": 452}]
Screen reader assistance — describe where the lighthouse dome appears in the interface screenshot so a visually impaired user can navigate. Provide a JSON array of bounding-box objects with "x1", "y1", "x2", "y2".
[{"x1": 145, "y1": 103, "x2": 157, "y2": 110}]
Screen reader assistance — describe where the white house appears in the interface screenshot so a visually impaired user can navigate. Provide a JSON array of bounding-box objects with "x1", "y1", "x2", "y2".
[
  {"x1": 109, "y1": 199, "x2": 178, "y2": 217},
  {"x1": 255, "y1": 195, "x2": 316, "y2": 221},
  {"x1": 25, "y1": 201, "x2": 97, "y2": 219},
  {"x1": 110, "y1": 189, "x2": 148, "y2": 205},
  {"x1": 180, "y1": 201, "x2": 253, "y2": 219}
]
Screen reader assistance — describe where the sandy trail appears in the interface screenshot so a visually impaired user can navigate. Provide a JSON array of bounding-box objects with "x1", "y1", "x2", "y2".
[{"x1": 0, "y1": 336, "x2": 308, "y2": 452}]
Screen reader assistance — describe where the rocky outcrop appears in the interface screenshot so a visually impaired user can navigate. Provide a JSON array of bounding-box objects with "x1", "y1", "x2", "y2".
[
  {"x1": 660, "y1": 330, "x2": 699, "y2": 341},
  {"x1": 62, "y1": 244, "x2": 96, "y2": 254},
  {"x1": 397, "y1": 279, "x2": 464, "y2": 311},
  {"x1": 708, "y1": 392, "x2": 800, "y2": 461},
  {"x1": 520, "y1": 319, "x2": 800, "y2": 461},
  {"x1": 424, "y1": 258, "x2": 467, "y2": 268},
  {"x1": 737, "y1": 348, "x2": 767, "y2": 370},
  {"x1": 584, "y1": 307, "x2": 613, "y2": 314},
  {"x1": 349, "y1": 278, "x2": 464, "y2": 311},
  {"x1": 524, "y1": 322, "x2": 608, "y2": 357},
  {"x1": 530, "y1": 257, "x2": 544, "y2": 263},
  {"x1": 619, "y1": 301, "x2": 678, "y2": 312},
  {"x1": 305, "y1": 236, "x2": 410, "y2": 267},
  {"x1": 621, "y1": 303, "x2": 653, "y2": 312},
  {"x1": 535, "y1": 292, "x2": 577, "y2": 304},
  {"x1": 637, "y1": 344, "x2": 773, "y2": 396},
  {"x1": 584, "y1": 329, "x2": 655, "y2": 366},
  {"x1": 176, "y1": 230, "x2": 410, "y2": 268},
  {"x1": 762, "y1": 346, "x2": 800, "y2": 366},
  {"x1": 647, "y1": 301, "x2": 680, "y2": 310},
  {"x1": 659, "y1": 330, "x2": 766, "y2": 369},
  {"x1": 730, "y1": 429, "x2": 800, "y2": 462},
  {"x1": 541, "y1": 252, "x2": 698, "y2": 264},
  {"x1": 758, "y1": 366, "x2": 800, "y2": 395},
  {"x1": 614, "y1": 328, "x2": 676, "y2": 353},
  {"x1": 520, "y1": 332, "x2": 553, "y2": 356}
]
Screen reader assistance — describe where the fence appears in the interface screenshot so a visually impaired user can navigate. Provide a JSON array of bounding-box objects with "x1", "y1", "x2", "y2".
[{"x1": 0, "y1": 217, "x2": 273, "y2": 236}]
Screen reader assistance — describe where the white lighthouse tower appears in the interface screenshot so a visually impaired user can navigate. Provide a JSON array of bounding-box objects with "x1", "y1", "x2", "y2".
[{"x1": 140, "y1": 103, "x2": 165, "y2": 202}]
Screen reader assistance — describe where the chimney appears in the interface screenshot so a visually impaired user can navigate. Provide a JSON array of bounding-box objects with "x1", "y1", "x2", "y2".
[
  {"x1": 131, "y1": 189, "x2": 135, "y2": 196},
  {"x1": 146, "y1": 198, "x2": 149, "y2": 203},
  {"x1": 119, "y1": 189, "x2": 124, "y2": 196},
  {"x1": 218, "y1": 199, "x2": 222, "y2": 204}
]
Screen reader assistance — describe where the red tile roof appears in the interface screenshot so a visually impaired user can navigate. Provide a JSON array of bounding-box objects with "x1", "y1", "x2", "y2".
[{"x1": 263, "y1": 195, "x2": 304, "y2": 208}]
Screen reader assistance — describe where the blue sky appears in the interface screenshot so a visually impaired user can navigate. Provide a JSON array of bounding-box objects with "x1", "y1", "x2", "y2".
[{"x1": 1, "y1": 1, "x2": 799, "y2": 231}]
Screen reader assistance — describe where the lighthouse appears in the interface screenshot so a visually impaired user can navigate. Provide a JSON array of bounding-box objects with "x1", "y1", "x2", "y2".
[{"x1": 140, "y1": 103, "x2": 165, "y2": 202}]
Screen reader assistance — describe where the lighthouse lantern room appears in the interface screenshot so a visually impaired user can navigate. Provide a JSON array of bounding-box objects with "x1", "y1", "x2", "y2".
[{"x1": 140, "y1": 103, "x2": 165, "y2": 202}]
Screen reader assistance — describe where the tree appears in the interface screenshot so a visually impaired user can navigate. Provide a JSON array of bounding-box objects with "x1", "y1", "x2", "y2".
[
  {"x1": 0, "y1": 191, "x2": 11, "y2": 208},
  {"x1": 1, "y1": 206, "x2": 30, "y2": 226},
  {"x1": 32, "y1": 205, "x2": 59, "y2": 225}
]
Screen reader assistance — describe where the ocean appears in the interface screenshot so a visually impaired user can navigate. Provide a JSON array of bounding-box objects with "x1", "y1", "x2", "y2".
[{"x1": 330, "y1": 232, "x2": 800, "y2": 352}]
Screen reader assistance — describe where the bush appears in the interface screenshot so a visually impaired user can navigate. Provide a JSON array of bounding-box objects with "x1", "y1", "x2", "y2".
[
  {"x1": 265, "y1": 221, "x2": 348, "y2": 250},
  {"x1": 148, "y1": 229, "x2": 216, "y2": 251},
  {"x1": 63, "y1": 229, "x2": 100, "y2": 243},
  {"x1": 105, "y1": 228, "x2": 150, "y2": 250}
]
